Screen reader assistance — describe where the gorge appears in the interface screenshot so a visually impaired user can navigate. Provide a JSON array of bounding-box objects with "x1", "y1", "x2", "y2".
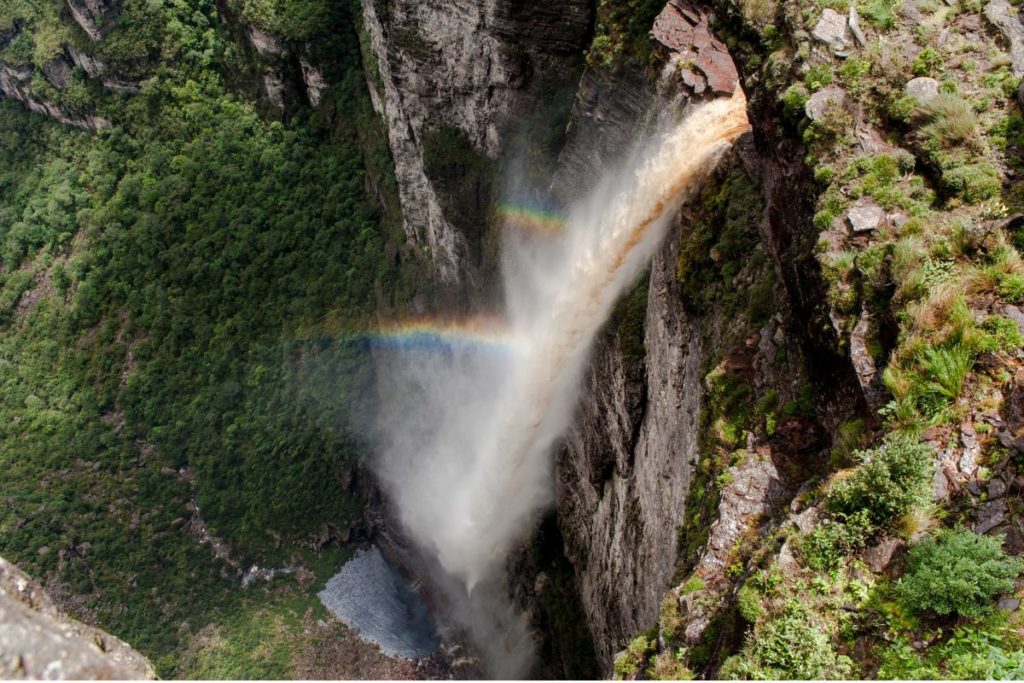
[{"x1": 2, "y1": 0, "x2": 1024, "y2": 679}]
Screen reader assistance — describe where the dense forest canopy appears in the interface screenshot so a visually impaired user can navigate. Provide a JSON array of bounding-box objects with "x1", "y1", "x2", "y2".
[{"x1": 0, "y1": 0, "x2": 406, "y2": 674}]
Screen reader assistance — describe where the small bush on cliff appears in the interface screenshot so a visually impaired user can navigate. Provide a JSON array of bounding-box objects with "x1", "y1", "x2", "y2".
[
  {"x1": 719, "y1": 601, "x2": 854, "y2": 679},
  {"x1": 614, "y1": 635, "x2": 656, "y2": 679},
  {"x1": 798, "y1": 510, "x2": 874, "y2": 570},
  {"x1": 897, "y1": 528, "x2": 1023, "y2": 618},
  {"x1": 828, "y1": 438, "x2": 933, "y2": 527}
]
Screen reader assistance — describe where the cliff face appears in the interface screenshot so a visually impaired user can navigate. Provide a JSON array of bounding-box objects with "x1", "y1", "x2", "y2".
[{"x1": 357, "y1": 0, "x2": 592, "y2": 286}]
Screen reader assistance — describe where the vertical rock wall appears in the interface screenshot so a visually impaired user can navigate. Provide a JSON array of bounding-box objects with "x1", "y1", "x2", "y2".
[{"x1": 357, "y1": 0, "x2": 592, "y2": 284}]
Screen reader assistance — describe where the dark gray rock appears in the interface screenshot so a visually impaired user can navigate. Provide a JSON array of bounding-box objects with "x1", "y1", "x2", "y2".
[
  {"x1": 864, "y1": 537, "x2": 907, "y2": 574},
  {"x1": 999, "y1": 597, "x2": 1021, "y2": 612},
  {"x1": 974, "y1": 498, "x2": 1008, "y2": 535}
]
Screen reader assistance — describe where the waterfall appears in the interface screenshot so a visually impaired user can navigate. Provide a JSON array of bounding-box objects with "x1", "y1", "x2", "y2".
[{"x1": 372, "y1": 90, "x2": 750, "y2": 676}]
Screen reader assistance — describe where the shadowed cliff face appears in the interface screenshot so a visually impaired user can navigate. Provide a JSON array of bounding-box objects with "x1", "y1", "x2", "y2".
[{"x1": 357, "y1": 0, "x2": 593, "y2": 288}]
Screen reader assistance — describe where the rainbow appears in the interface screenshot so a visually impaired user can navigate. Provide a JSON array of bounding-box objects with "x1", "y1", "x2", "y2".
[
  {"x1": 495, "y1": 202, "x2": 566, "y2": 235},
  {"x1": 367, "y1": 317, "x2": 516, "y2": 355}
]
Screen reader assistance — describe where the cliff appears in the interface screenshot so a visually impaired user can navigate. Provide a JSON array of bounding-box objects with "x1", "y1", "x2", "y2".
[{"x1": 3, "y1": 0, "x2": 1024, "y2": 678}]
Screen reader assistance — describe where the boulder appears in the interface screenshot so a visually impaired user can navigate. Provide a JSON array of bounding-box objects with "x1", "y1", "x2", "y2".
[
  {"x1": 848, "y1": 6, "x2": 867, "y2": 46},
  {"x1": 985, "y1": 0, "x2": 1024, "y2": 78},
  {"x1": 41, "y1": 56, "x2": 72, "y2": 90},
  {"x1": 847, "y1": 198, "x2": 884, "y2": 233},
  {"x1": 812, "y1": 8, "x2": 853, "y2": 54},
  {"x1": 805, "y1": 86, "x2": 849, "y2": 121},
  {"x1": 864, "y1": 537, "x2": 907, "y2": 574},
  {"x1": 974, "y1": 498, "x2": 1008, "y2": 535},
  {"x1": 652, "y1": 0, "x2": 739, "y2": 95},
  {"x1": 1005, "y1": 305, "x2": 1024, "y2": 337},
  {"x1": 904, "y1": 76, "x2": 939, "y2": 103}
]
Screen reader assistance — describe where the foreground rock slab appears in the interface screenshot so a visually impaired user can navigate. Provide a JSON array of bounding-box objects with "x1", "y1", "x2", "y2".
[{"x1": 0, "y1": 556, "x2": 155, "y2": 679}]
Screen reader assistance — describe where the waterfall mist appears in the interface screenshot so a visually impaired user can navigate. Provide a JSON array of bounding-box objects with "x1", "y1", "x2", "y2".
[{"x1": 372, "y1": 91, "x2": 750, "y2": 676}]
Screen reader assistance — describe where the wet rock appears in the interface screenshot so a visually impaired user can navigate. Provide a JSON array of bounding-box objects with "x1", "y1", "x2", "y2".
[
  {"x1": 904, "y1": 76, "x2": 939, "y2": 102},
  {"x1": 985, "y1": 0, "x2": 1024, "y2": 77},
  {"x1": 812, "y1": 8, "x2": 853, "y2": 54},
  {"x1": 864, "y1": 537, "x2": 907, "y2": 574},
  {"x1": 974, "y1": 498, "x2": 1008, "y2": 535},
  {"x1": 318, "y1": 547, "x2": 438, "y2": 659},
  {"x1": 0, "y1": 556, "x2": 155, "y2": 679},
  {"x1": 805, "y1": 86, "x2": 849, "y2": 121},
  {"x1": 847, "y1": 198, "x2": 884, "y2": 233}
]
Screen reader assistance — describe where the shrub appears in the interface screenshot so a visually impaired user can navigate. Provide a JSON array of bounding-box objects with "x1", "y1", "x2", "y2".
[
  {"x1": 737, "y1": 582, "x2": 764, "y2": 624},
  {"x1": 781, "y1": 84, "x2": 810, "y2": 119},
  {"x1": 614, "y1": 635, "x2": 655, "y2": 679},
  {"x1": 719, "y1": 601, "x2": 854, "y2": 679},
  {"x1": 828, "y1": 438, "x2": 933, "y2": 527},
  {"x1": 914, "y1": 93, "x2": 979, "y2": 150},
  {"x1": 912, "y1": 47, "x2": 943, "y2": 76},
  {"x1": 798, "y1": 510, "x2": 874, "y2": 570},
  {"x1": 941, "y1": 162, "x2": 1001, "y2": 204},
  {"x1": 897, "y1": 528, "x2": 1023, "y2": 618},
  {"x1": 805, "y1": 63, "x2": 834, "y2": 91}
]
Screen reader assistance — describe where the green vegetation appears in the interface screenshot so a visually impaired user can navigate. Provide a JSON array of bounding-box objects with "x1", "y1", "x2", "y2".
[
  {"x1": 587, "y1": 0, "x2": 667, "y2": 69},
  {"x1": 827, "y1": 438, "x2": 933, "y2": 527},
  {"x1": 226, "y1": 0, "x2": 330, "y2": 40},
  {"x1": 0, "y1": 0, "x2": 406, "y2": 675},
  {"x1": 614, "y1": 634, "x2": 657, "y2": 679},
  {"x1": 897, "y1": 528, "x2": 1023, "y2": 618},
  {"x1": 720, "y1": 600, "x2": 854, "y2": 679}
]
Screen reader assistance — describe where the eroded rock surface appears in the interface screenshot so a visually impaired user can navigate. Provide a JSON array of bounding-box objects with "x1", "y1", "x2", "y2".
[
  {"x1": 358, "y1": 0, "x2": 592, "y2": 283},
  {"x1": 0, "y1": 556, "x2": 155, "y2": 679}
]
